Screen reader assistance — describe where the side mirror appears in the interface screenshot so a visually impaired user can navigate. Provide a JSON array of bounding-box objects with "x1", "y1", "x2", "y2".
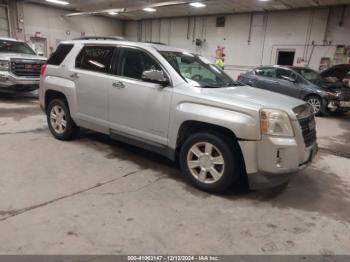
[{"x1": 142, "y1": 70, "x2": 170, "y2": 86}]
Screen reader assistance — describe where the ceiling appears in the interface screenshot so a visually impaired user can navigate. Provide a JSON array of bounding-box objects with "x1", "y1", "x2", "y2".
[{"x1": 27, "y1": 0, "x2": 350, "y2": 20}]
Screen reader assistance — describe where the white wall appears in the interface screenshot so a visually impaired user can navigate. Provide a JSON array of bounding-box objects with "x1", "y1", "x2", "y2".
[
  {"x1": 20, "y1": 3, "x2": 123, "y2": 55},
  {"x1": 124, "y1": 7, "x2": 350, "y2": 79}
]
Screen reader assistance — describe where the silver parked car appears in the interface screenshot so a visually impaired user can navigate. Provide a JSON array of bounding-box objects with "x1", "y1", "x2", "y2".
[
  {"x1": 0, "y1": 37, "x2": 46, "y2": 93},
  {"x1": 39, "y1": 38, "x2": 318, "y2": 193}
]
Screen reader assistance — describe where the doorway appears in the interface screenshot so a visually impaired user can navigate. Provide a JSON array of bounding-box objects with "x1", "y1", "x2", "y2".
[
  {"x1": 277, "y1": 50, "x2": 295, "y2": 66},
  {"x1": 30, "y1": 36, "x2": 48, "y2": 57}
]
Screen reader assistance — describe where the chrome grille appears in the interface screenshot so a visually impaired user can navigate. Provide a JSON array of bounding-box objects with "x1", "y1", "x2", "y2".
[
  {"x1": 11, "y1": 60, "x2": 44, "y2": 78},
  {"x1": 298, "y1": 115, "x2": 317, "y2": 147}
]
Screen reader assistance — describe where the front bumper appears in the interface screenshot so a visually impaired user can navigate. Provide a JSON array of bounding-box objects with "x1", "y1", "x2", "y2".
[
  {"x1": 0, "y1": 71, "x2": 39, "y2": 91},
  {"x1": 248, "y1": 142, "x2": 318, "y2": 189},
  {"x1": 327, "y1": 100, "x2": 350, "y2": 111},
  {"x1": 239, "y1": 130, "x2": 318, "y2": 190}
]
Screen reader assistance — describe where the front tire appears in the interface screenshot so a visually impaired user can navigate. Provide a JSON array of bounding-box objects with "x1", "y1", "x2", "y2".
[
  {"x1": 179, "y1": 132, "x2": 243, "y2": 193},
  {"x1": 305, "y1": 95, "x2": 325, "y2": 116},
  {"x1": 47, "y1": 99, "x2": 79, "y2": 140}
]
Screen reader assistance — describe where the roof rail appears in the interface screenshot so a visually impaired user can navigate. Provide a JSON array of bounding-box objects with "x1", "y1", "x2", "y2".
[
  {"x1": 73, "y1": 36, "x2": 126, "y2": 41},
  {"x1": 143, "y1": 41, "x2": 167, "y2": 45}
]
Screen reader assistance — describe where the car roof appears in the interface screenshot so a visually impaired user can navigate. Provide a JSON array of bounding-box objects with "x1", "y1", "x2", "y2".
[
  {"x1": 256, "y1": 65, "x2": 293, "y2": 70},
  {"x1": 256, "y1": 65, "x2": 314, "y2": 71},
  {"x1": 61, "y1": 39, "x2": 190, "y2": 53}
]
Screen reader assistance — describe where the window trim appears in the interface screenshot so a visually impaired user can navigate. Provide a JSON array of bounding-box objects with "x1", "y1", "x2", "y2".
[{"x1": 73, "y1": 44, "x2": 172, "y2": 87}]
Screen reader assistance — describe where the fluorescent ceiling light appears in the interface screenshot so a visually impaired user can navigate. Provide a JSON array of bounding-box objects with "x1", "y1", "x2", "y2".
[
  {"x1": 46, "y1": 0, "x2": 70, "y2": 5},
  {"x1": 189, "y1": 2, "x2": 206, "y2": 8},
  {"x1": 258, "y1": 0, "x2": 271, "y2": 2},
  {"x1": 108, "y1": 12, "x2": 119, "y2": 15},
  {"x1": 143, "y1": 7, "x2": 157, "y2": 12}
]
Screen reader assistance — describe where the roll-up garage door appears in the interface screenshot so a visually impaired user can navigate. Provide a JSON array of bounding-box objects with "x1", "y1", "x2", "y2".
[{"x1": 0, "y1": 5, "x2": 9, "y2": 37}]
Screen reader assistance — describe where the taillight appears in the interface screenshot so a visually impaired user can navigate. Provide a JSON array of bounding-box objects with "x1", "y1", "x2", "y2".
[
  {"x1": 237, "y1": 74, "x2": 242, "y2": 81},
  {"x1": 40, "y1": 64, "x2": 47, "y2": 76}
]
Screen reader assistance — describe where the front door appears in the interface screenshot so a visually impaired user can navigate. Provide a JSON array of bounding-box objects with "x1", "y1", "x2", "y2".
[{"x1": 108, "y1": 46, "x2": 172, "y2": 146}]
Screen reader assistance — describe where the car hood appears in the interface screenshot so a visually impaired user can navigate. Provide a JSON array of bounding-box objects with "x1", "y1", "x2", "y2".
[
  {"x1": 199, "y1": 85, "x2": 304, "y2": 116},
  {"x1": 0, "y1": 52, "x2": 47, "y2": 61},
  {"x1": 318, "y1": 79, "x2": 344, "y2": 89}
]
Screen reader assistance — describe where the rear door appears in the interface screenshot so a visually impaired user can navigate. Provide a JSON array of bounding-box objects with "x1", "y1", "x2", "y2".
[
  {"x1": 72, "y1": 45, "x2": 116, "y2": 126},
  {"x1": 253, "y1": 67, "x2": 279, "y2": 92}
]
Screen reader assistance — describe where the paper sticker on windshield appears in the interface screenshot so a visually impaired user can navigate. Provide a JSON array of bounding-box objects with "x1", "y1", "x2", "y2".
[{"x1": 198, "y1": 56, "x2": 211, "y2": 64}]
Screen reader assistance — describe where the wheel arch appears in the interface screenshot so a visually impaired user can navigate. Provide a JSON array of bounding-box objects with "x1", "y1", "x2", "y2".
[
  {"x1": 303, "y1": 93, "x2": 323, "y2": 101},
  {"x1": 175, "y1": 120, "x2": 247, "y2": 172},
  {"x1": 45, "y1": 90, "x2": 68, "y2": 111}
]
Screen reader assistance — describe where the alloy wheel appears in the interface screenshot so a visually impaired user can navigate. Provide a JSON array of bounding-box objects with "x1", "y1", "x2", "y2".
[
  {"x1": 50, "y1": 105, "x2": 67, "y2": 134},
  {"x1": 187, "y1": 142, "x2": 225, "y2": 184},
  {"x1": 307, "y1": 98, "x2": 321, "y2": 114}
]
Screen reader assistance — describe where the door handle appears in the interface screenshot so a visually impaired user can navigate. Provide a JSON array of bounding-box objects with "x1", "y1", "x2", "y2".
[
  {"x1": 112, "y1": 81, "x2": 125, "y2": 89},
  {"x1": 70, "y1": 72, "x2": 79, "y2": 79}
]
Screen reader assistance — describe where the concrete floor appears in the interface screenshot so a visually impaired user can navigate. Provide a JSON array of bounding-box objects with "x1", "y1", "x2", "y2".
[{"x1": 0, "y1": 92, "x2": 350, "y2": 255}]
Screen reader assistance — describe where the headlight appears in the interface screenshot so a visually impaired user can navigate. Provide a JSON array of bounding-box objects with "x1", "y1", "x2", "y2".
[
  {"x1": 0, "y1": 60, "x2": 9, "y2": 71},
  {"x1": 260, "y1": 109, "x2": 294, "y2": 137},
  {"x1": 326, "y1": 91, "x2": 340, "y2": 97}
]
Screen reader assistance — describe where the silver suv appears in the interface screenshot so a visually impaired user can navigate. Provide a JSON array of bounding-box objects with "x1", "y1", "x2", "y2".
[
  {"x1": 0, "y1": 38, "x2": 46, "y2": 93},
  {"x1": 39, "y1": 38, "x2": 318, "y2": 193}
]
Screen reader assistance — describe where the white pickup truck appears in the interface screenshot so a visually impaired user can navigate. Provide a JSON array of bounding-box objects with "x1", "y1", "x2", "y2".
[{"x1": 0, "y1": 37, "x2": 46, "y2": 93}]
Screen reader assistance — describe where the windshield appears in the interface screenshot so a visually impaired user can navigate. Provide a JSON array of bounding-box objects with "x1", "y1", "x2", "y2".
[
  {"x1": 160, "y1": 51, "x2": 241, "y2": 88},
  {"x1": 292, "y1": 67, "x2": 322, "y2": 84},
  {"x1": 0, "y1": 40, "x2": 36, "y2": 55}
]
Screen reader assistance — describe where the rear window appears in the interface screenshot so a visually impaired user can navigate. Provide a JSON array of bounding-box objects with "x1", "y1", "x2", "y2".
[
  {"x1": 75, "y1": 45, "x2": 115, "y2": 74},
  {"x1": 47, "y1": 44, "x2": 74, "y2": 65}
]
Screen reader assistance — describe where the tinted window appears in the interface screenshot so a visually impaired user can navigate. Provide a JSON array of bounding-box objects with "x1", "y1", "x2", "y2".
[
  {"x1": 47, "y1": 44, "x2": 74, "y2": 65},
  {"x1": 76, "y1": 46, "x2": 115, "y2": 74},
  {"x1": 276, "y1": 68, "x2": 298, "y2": 81},
  {"x1": 255, "y1": 68, "x2": 275, "y2": 78},
  {"x1": 118, "y1": 47, "x2": 161, "y2": 80}
]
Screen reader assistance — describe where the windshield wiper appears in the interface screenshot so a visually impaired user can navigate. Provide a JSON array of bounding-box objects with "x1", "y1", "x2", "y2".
[
  {"x1": 201, "y1": 85, "x2": 221, "y2": 88},
  {"x1": 227, "y1": 81, "x2": 243, "y2": 86}
]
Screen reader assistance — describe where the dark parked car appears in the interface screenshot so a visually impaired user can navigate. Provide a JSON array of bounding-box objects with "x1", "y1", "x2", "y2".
[
  {"x1": 321, "y1": 64, "x2": 350, "y2": 88},
  {"x1": 238, "y1": 65, "x2": 350, "y2": 115}
]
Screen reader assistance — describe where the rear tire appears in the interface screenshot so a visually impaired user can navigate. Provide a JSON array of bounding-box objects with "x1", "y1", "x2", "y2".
[
  {"x1": 47, "y1": 99, "x2": 79, "y2": 140},
  {"x1": 179, "y1": 132, "x2": 244, "y2": 193}
]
